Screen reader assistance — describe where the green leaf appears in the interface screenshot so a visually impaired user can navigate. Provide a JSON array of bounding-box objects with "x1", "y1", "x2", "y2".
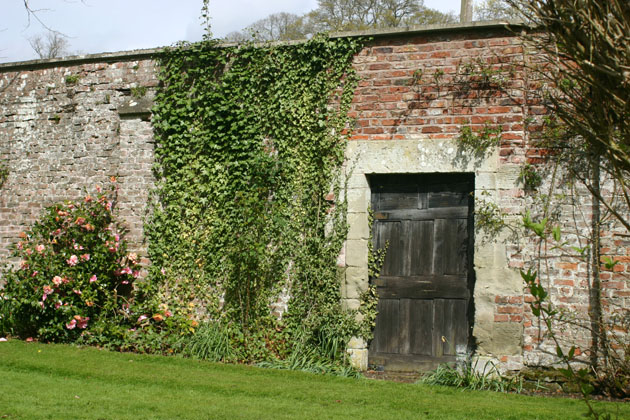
[{"x1": 552, "y1": 226, "x2": 561, "y2": 242}]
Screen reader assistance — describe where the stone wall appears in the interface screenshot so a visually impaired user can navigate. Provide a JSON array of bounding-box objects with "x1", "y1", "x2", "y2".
[
  {"x1": 0, "y1": 52, "x2": 158, "y2": 268},
  {"x1": 0, "y1": 24, "x2": 627, "y2": 372}
]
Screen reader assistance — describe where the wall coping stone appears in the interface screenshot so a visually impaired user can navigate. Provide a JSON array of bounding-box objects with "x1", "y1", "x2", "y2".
[{"x1": 0, "y1": 20, "x2": 527, "y2": 71}]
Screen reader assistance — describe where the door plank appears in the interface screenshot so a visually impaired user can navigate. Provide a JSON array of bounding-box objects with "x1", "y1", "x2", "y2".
[
  {"x1": 374, "y1": 298, "x2": 400, "y2": 354},
  {"x1": 409, "y1": 220, "x2": 434, "y2": 276},
  {"x1": 375, "y1": 221, "x2": 402, "y2": 277},
  {"x1": 432, "y1": 219, "x2": 446, "y2": 275},
  {"x1": 373, "y1": 207, "x2": 468, "y2": 221},
  {"x1": 410, "y1": 299, "x2": 433, "y2": 356},
  {"x1": 399, "y1": 299, "x2": 412, "y2": 354},
  {"x1": 374, "y1": 276, "x2": 469, "y2": 299},
  {"x1": 433, "y1": 299, "x2": 446, "y2": 357}
]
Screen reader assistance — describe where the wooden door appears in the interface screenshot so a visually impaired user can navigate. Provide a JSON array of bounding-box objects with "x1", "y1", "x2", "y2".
[{"x1": 368, "y1": 173, "x2": 474, "y2": 371}]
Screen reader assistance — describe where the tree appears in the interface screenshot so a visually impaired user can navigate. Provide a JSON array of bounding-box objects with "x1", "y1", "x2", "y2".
[
  {"x1": 512, "y1": 0, "x2": 630, "y2": 232},
  {"x1": 474, "y1": 0, "x2": 520, "y2": 21},
  {"x1": 308, "y1": 0, "x2": 456, "y2": 32},
  {"x1": 29, "y1": 32, "x2": 71, "y2": 59},
  {"x1": 228, "y1": 0, "x2": 457, "y2": 42},
  {"x1": 225, "y1": 13, "x2": 308, "y2": 42},
  {"x1": 20, "y1": 0, "x2": 86, "y2": 33},
  {"x1": 507, "y1": 0, "x2": 630, "y2": 399}
]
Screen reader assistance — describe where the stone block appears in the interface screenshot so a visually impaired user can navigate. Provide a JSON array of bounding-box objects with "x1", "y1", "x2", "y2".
[
  {"x1": 347, "y1": 187, "x2": 369, "y2": 213},
  {"x1": 474, "y1": 322, "x2": 522, "y2": 356},
  {"x1": 347, "y1": 336, "x2": 366, "y2": 349},
  {"x1": 345, "y1": 239, "x2": 368, "y2": 267},
  {"x1": 347, "y1": 348, "x2": 368, "y2": 371},
  {"x1": 342, "y1": 298, "x2": 361, "y2": 311},
  {"x1": 347, "y1": 212, "x2": 369, "y2": 240},
  {"x1": 343, "y1": 266, "x2": 369, "y2": 299}
]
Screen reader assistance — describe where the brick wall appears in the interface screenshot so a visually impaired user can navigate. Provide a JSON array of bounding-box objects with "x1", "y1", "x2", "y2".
[
  {"x1": 0, "y1": 55, "x2": 158, "y2": 268},
  {"x1": 0, "y1": 26, "x2": 627, "y2": 370}
]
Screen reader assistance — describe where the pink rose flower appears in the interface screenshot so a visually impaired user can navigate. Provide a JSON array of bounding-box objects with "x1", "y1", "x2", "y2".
[
  {"x1": 137, "y1": 315, "x2": 148, "y2": 323},
  {"x1": 67, "y1": 255, "x2": 79, "y2": 266},
  {"x1": 55, "y1": 301, "x2": 62, "y2": 309},
  {"x1": 43, "y1": 285, "x2": 53, "y2": 295},
  {"x1": 81, "y1": 254, "x2": 90, "y2": 261},
  {"x1": 121, "y1": 267, "x2": 132, "y2": 275},
  {"x1": 77, "y1": 316, "x2": 89, "y2": 329},
  {"x1": 52, "y1": 276, "x2": 63, "y2": 286},
  {"x1": 89, "y1": 275, "x2": 97, "y2": 283},
  {"x1": 73, "y1": 289, "x2": 82, "y2": 296},
  {"x1": 31, "y1": 271, "x2": 38, "y2": 277},
  {"x1": 66, "y1": 319, "x2": 77, "y2": 330},
  {"x1": 35, "y1": 244, "x2": 45, "y2": 253}
]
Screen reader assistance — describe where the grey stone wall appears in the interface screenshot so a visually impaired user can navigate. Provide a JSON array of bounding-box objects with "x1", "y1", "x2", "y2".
[{"x1": 0, "y1": 54, "x2": 158, "y2": 267}]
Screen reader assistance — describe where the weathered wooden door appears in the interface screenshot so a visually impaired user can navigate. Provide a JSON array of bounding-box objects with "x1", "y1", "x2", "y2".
[{"x1": 368, "y1": 173, "x2": 474, "y2": 371}]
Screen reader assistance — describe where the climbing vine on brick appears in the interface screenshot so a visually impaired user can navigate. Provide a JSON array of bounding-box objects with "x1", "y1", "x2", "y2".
[{"x1": 146, "y1": 35, "x2": 363, "y2": 363}]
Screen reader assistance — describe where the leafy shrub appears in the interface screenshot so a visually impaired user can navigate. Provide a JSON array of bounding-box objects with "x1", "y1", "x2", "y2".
[
  {"x1": 419, "y1": 361, "x2": 523, "y2": 393},
  {"x1": 257, "y1": 327, "x2": 359, "y2": 378},
  {"x1": 181, "y1": 320, "x2": 236, "y2": 362},
  {"x1": 0, "y1": 184, "x2": 139, "y2": 342}
]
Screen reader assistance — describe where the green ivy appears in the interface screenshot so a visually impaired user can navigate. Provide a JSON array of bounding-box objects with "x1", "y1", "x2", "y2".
[
  {"x1": 0, "y1": 160, "x2": 8, "y2": 188},
  {"x1": 145, "y1": 35, "x2": 364, "y2": 363}
]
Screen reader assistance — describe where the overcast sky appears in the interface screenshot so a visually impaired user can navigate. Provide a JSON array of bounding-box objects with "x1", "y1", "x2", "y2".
[{"x1": 1, "y1": 0, "x2": 463, "y2": 64}]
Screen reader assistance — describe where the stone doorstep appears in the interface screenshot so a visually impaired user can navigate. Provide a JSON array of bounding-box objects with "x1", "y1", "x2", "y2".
[{"x1": 363, "y1": 370, "x2": 421, "y2": 383}]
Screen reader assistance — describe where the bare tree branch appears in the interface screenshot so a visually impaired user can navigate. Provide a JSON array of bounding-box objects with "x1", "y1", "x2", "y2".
[{"x1": 29, "y1": 31, "x2": 71, "y2": 59}]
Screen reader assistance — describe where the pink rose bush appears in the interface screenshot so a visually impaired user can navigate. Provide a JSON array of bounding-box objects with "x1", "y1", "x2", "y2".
[{"x1": 0, "y1": 185, "x2": 140, "y2": 342}]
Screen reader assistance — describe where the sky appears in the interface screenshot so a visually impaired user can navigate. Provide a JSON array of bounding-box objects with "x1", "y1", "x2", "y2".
[{"x1": 1, "y1": 0, "x2": 463, "y2": 64}]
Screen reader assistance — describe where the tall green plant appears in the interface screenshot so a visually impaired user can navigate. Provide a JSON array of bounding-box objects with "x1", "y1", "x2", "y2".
[{"x1": 146, "y1": 35, "x2": 363, "y2": 362}]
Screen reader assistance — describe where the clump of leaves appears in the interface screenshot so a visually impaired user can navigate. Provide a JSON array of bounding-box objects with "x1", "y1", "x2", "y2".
[
  {"x1": 0, "y1": 183, "x2": 139, "y2": 342},
  {"x1": 420, "y1": 361, "x2": 523, "y2": 393},
  {"x1": 519, "y1": 163, "x2": 542, "y2": 191},
  {"x1": 458, "y1": 123, "x2": 502, "y2": 157},
  {"x1": 64, "y1": 74, "x2": 79, "y2": 84},
  {"x1": 130, "y1": 86, "x2": 147, "y2": 98},
  {"x1": 0, "y1": 160, "x2": 8, "y2": 188}
]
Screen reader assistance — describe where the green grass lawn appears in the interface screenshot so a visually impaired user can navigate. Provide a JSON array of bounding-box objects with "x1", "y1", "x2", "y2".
[{"x1": 0, "y1": 340, "x2": 627, "y2": 420}]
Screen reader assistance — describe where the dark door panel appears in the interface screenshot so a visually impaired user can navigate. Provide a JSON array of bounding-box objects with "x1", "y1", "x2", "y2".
[{"x1": 368, "y1": 173, "x2": 474, "y2": 372}]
